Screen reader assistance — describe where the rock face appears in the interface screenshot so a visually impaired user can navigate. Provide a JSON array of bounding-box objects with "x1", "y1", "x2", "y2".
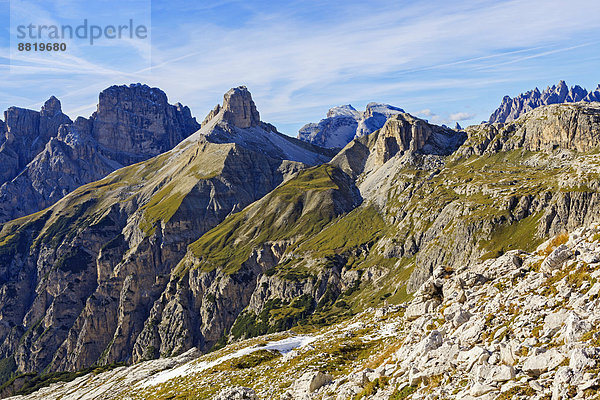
[
  {"x1": 489, "y1": 80, "x2": 600, "y2": 123},
  {"x1": 0, "y1": 84, "x2": 199, "y2": 223},
  {"x1": 91, "y1": 84, "x2": 200, "y2": 165},
  {"x1": 0, "y1": 96, "x2": 72, "y2": 184},
  {"x1": 200, "y1": 86, "x2": 333, "y2": 165},
  {"x1": 298, "y1": 103, "x2": 404, "y2": 149},
  {"x1": 221, "y1": 86, "x2": 261, "y2": 128}
]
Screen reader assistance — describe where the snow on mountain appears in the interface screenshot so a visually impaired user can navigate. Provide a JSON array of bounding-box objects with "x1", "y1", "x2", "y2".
[{"x1": 298, "y1": 102, "x2": 405, "y2": 149}]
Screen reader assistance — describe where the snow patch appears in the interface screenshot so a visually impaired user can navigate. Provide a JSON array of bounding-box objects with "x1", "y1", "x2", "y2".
[{"x1": 138, "y1": 335, "x2": 317, "y2": 388}]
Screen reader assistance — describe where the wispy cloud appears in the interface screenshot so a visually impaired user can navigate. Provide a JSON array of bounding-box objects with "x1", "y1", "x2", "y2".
[
  {"x1": 449, "y1": 112, "x2": 476, "y2": 121},
  {"x1": 1, "y1": 0, "x2": 599, "y2": 133}
]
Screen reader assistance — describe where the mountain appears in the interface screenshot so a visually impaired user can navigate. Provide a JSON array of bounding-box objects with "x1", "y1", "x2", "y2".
[
  {"x1": 0, "y1": 86, "x2": 332, "y2": 391},
  {"x1": 200, "y1": 86, "x2": 334, "y2": 164},
  {"x1": 0, "y1": 96, "x2": 72, "y2": 185},
  {"x1": 12, "y1": 227, "x2": 600, "y2": 400},
  {"x1": 5, "y1": 101, "x2": 600, "y2": 400},
  {"x1": 297, "y1": 103, "x2": 405, "y2": 149},
  {"x1": 0, "y1": 84, "x2": 200, "y2": 223},
  {"x1": 3, "y1": 87, "x2": 600, "y2": 399},
  {"x1": 489, "y1": 80, "x2": 600, "y2": 123}
]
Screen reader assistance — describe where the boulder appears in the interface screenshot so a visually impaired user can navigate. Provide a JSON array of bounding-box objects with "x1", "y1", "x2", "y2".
[
  {"x1": 294, "y1": 371, "x2": 333, "y2": 393},
  {"x1": 522, "y1": 349, "x2": 566, "y2": 376},
  {"x1": 541, "y1": 244, "x2": 573, "y2": 273}
]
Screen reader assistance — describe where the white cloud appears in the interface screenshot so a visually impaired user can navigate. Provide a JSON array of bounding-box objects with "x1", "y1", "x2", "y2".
[
  {"x1": 417, "y1": 109, "x2": 434, "y2": 117},
  {"x1": 449, "y1": 112, "x2": 475, "y2": 121}
]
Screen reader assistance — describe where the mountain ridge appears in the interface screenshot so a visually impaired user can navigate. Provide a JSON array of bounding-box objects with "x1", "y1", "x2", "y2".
[
  {"x1": 0, "y1": 84, "x2": 200, "y2": 223},
  {"x1": 489, "y1": 80, "x2": 600, "y2": 123}
]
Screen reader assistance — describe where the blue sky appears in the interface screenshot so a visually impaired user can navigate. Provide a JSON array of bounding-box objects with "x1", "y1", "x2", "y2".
[{"x1": 1, "y1": 0, "x2": 600, "y2": 135}]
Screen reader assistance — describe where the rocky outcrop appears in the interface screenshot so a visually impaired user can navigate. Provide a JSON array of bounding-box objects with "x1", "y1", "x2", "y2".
[
  {"x1": 0, "y1": 96, "x2": 72, "y2": 184},
  {"x1": 331, "y1": 111, "x2": 466, "y2": 179},
  {"x1": 461, "y1": 102, "x2": 600, "y2": 156},
  {"x1": 489, "y1": 80, "x2": 600, "y2": 123},
  {"x1": 0, "y1": 84, "x2": 199, "y2": 223},
  {"x1": 374, "y1": 113, "x2": 466, "y2": 165},
  {"x1": 298, "y1": 103, "x2": 404, "y2": 149},
  {"x1": 200, "y1": 86, "x2": 333, "y2": 165},
  {"x1": 220, "y1": 86, "x2": 261, "y2": 128},
  {"x1": 91, "y1": 84, "x2": 200, "y2": 165}
]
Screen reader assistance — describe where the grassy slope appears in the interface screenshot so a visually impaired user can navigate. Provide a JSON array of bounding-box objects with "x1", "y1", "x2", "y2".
[
  {"x1": 187, "y1": 164, "x2": 346, "y2": 275},
  {"x1": 0, "y1": 141, "x2": 231, "y2": 253}
]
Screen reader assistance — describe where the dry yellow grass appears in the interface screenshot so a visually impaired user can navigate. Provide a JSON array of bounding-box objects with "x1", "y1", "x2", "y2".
[{"x1": 539, "y1": 232, "x2": 569, "y2": 256}]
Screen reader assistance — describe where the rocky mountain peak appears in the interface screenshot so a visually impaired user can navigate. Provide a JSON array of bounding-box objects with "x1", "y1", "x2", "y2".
[
  {"x1": 298, "y1": 102, "x2": 405, "y2": 149},
  {"x1": 326, "y1": 105, "x2": 360, "y2": 118},
  {"x1": 489, "y1": 80, "x2": 600, "y2": 123},
  {"x1": 40, "y1": 96, "x2": 63, "y2": 117},
  {"x1": 221, "y1": 86, "x2": 260, "y2": 128},
  {"x1": 0, "y1": 83, "x2": 200, "y2": 223},
  {"x1": 90, "y1": 83, "x2": 200, "y2": 164}
]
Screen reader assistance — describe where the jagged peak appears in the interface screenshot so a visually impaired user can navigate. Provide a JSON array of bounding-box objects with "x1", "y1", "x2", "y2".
[
  {"x1": 365, "y1": 102, "x2": 404, "y2": 113},
  {"x1": 221, "y1": 86, "x2": 261, "y2": 128},
  {"x1": 489, "y1": 81, "x2": 600, "y2": 123},
  {"x1": 327, "y1": 104, "x2": 359, "y2": 118},
  {"x1": 41, "y1": 96, "x2": 62, "y2": 117},
  {"x1": 98, "y1": 83, "x2": 170, "y2": 110}
]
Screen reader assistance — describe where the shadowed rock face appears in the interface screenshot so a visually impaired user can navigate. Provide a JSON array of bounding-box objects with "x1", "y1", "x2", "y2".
[
  {"x1": 0, "y1": 84, "x2": 200, "y2": 223},
  {"x1": 489, "y1": 80, "x2": 600, "y2": 123},
  {"x1": 0, "y1": 96, "x2": 72, "y2": 184},
  {"x1": 92, "y1": 84, "x2": 200, "y2": 164}
]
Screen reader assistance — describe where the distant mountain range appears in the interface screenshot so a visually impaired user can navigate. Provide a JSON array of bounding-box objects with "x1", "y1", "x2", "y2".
[
  {"x1": 488, "y1": 80, "x2": 600, "y2": 123},
  {"x1": 297, "y1": 103, "x2": 405, "y2": 149}
]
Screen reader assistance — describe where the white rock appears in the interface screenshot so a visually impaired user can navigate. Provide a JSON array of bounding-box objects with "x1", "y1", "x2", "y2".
[
  {"x1": 457, "y1": 346, "x2": 489, "y2": 371},
  {"x1": 569, "y1": 348, "x2": 596, "y2": 372},
  {"x1": 294, "y1": 371, "x2": 333, "y2": 393},
  {"x1": 347, "y1": 370, "x2": 369, "y2": 386},
  {"x1": 405, "y1": 299, "x2": 439, "y2": 321},
  {"x1": 529, "y1": 380, "x2": 543, "y2": 391},
  {"x1": 541, "y1": 244, "x2": 573, "y2": 273},
  {"x1": 552, "y1": 366, "x2": 573, "y2": 400},
  {"x1": 522, "y1": 349, "x2": 566, "y2": 376},
  {"x1": 559, "y1": 311, "x2": 591, "y2": 343},
  {"x1": 475, "y1": 364, "x2": 515, "y2": 383},
  {"x1": 543, "y1": 311, "x2": 568, "y2": 336},
  {"x1": 453, "y1": 308, "x2": 472, "y2": 328},
  {"x1": 454, "y1": 316, "x2": 485, "y2": 345},
  {"x1": 470, "y1": 382, "x2": 496, "y2": 396},
  {"x1": 499, "y1": 342, "x2": 517, "y2": 365}
]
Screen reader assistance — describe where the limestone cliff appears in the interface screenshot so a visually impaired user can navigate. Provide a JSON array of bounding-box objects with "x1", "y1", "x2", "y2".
[{"x1": 0, "y1": 85, "x2": 199, "y2": 223}]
